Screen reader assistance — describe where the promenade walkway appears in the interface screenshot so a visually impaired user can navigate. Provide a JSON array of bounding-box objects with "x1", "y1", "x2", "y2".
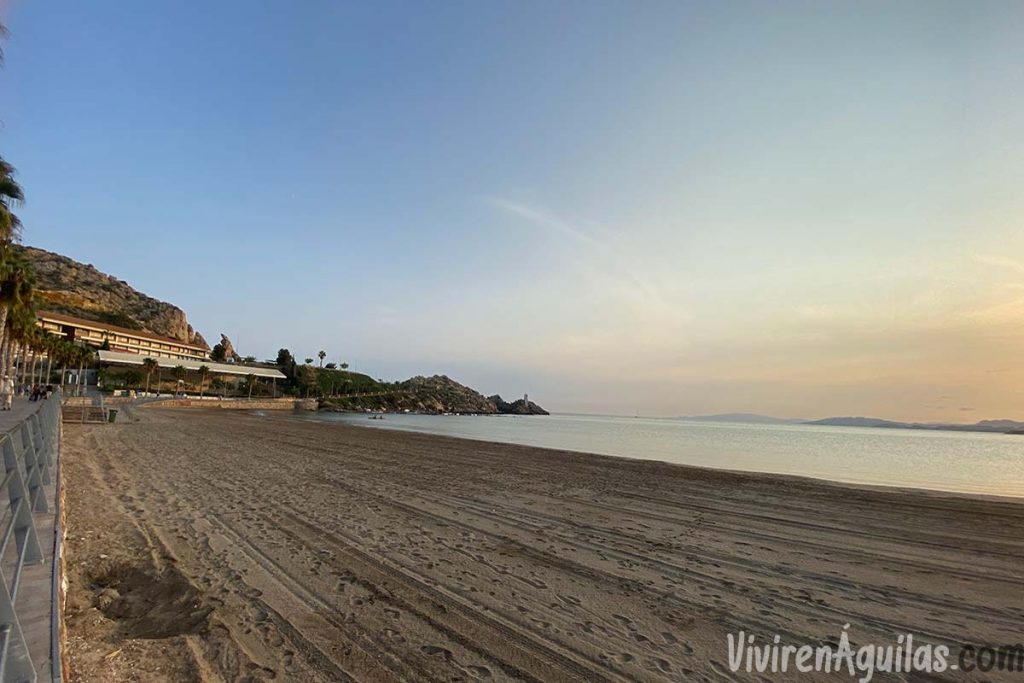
[{"x1": 0, "y1": 397, "x2": 45, "y2": 433}]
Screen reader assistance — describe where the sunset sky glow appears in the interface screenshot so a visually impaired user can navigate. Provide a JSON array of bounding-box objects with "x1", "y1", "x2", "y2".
[{"x1": 3, "y1": 1, "x2": 1023, "y2": 420}]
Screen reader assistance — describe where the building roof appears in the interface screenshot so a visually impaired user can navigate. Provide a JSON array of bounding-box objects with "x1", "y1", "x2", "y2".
[
  {"x1": 97, "y1": 350, "x2": 286, "y2": 379},
  {"x1": 38, "y1": 310, "x2": 210, "y2": 350}
]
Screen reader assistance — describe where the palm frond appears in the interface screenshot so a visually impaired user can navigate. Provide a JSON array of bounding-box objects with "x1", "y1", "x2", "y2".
[{"x1": 0, "y1": 23, "x2": 8, "y2": 66}]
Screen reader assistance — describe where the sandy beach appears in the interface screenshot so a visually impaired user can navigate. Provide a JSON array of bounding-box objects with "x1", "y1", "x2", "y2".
[{"x1": 61, "y1": 408, "x2": 1024, "y2": 682}]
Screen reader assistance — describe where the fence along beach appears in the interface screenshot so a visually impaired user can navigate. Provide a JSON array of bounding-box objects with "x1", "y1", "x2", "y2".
[{"x1": 59, "y1": 407, "x2": 1024, "y2": 682}]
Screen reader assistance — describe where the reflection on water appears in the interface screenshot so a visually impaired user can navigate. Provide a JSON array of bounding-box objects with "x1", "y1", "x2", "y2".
[{"x1": 297, "y1": 412, "x2": 1024, "y2": 497}]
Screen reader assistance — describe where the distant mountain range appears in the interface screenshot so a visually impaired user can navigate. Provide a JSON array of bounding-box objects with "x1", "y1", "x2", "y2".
[
  {"x1": 678, "y1": 413, "x2": 1024, "y2": 434},
  {"x1": 675, "y1": 413, "x2": 804, "y2": 425},
  {"x1": 805, "y1": 417, "x2": 1024, "y2": 433}
]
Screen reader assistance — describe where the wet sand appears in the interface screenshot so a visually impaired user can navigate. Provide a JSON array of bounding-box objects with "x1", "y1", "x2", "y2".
[{"x1": 62, "y1": 408, "x2": 1024, "y2": 681}]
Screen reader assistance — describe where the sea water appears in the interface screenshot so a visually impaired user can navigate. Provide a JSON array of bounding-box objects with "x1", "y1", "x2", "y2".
[{"x1": 298, "y1": 412, "x2": 1024, "y2": 498}]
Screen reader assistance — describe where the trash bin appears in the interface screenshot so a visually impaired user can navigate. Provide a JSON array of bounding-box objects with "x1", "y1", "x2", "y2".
[{"x1": 107, "y1": 409, "x2": 118, "y2": 423}]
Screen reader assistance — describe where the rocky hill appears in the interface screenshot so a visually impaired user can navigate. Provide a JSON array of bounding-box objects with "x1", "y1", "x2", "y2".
[
  {"x1": 318, "y1": 374, "x2": 550, "y2": 415},
  {"x1": 397, "y1": 375, "x2": 498, "y2": 414},
  {"x1": 17, "y1": 245, "x2": 208, "y2": 347}
]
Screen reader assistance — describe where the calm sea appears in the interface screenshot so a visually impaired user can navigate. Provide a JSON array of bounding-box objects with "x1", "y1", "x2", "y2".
[{"x1": 297, "y1": 412, "x2": 1024, "y2": 498}]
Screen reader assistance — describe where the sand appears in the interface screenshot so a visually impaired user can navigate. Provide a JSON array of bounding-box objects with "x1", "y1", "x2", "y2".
[{"x1": 61, "y1": 408, "x2": 1024, "y2": 682}]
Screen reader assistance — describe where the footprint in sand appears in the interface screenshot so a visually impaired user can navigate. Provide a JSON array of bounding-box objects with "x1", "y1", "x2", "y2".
[
  {"x1": 247, "y1": 606, "x2": 269, "y2": 622},
  {"x1": 632, "y1": 632, "x2": 652, "y2": 645},
  {"x1": 420, "y1": 645, "x2": 453, "y2": 661},
  {"x1": 246, "y1": 663, "x2": 277, "y2": 678},
  {"x1": 646, "y1": 657, "x2": 672, "y2": 673}
]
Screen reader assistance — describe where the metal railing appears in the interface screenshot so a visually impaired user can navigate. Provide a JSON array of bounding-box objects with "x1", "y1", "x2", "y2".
[
  {"x1": 0, "y1": 395, "x2": 61, "y2": 682},
  {"x1": 60, "y1": 392, "x2": 108, "y2": 425}
]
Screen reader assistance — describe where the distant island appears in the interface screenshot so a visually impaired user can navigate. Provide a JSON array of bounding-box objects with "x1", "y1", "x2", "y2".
[{"x1": 678, "y1": 413, "x2": 1024, "y2": 435}]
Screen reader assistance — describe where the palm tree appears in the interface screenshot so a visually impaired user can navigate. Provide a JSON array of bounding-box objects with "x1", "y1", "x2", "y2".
[
  {"x1": 63, "y1": 343, "x2": 81, "y2": 395},
  {"x1": 0, "y1": 22, "x2": 9, "y2": 66},
  {"x1": 340, "y1": 362, "x2": 349, "y2": 371},
  {"x1": 304, "y1": 357, "x2": 313, "y2": 366},
  {"x1": 142, "y1": 357, "x2": 159, "y2": 396},
  {"x1": 17, "y1": 332, "x2": 28, "y2": 389},
  {"x1": 57, "y1": 340, "x2": 71, "y2": 391},
  {"x1": 0, "y1": 150, "x2": 27, "y2": 366},
  {"x1": 75, "y1": 345, "x2": 93, "y2": 396},
  {"x1": 4, "y1": 288, "x2": 37, "y2": 384},
  {"x1": 43, "y1": 334, "x2": 56, "y2": 385},
  {"x1": 0, "y1": 252, "x2": 32, "y2": 375},
  {"x1": 172, "y1": 365, "x2": 186, "y2": 396},
  {"x1": 197, "y1": 365, "x2": 210, "y2": 398},
  {"x1": 0, "y1": 156, "x2": 22, "y2": 242},
  {"x1": 28, "y1": 331, "x2": 41, "y2": 387},
  {"x1": 318, "y1": 350, "x2": 326, "y2": 367},
  {"x1": 246, "y1": 373, "x2": 256, "y2": 399}
]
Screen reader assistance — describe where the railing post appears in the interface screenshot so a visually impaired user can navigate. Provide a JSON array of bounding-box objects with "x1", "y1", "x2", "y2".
[
  {"x1": 27, "y1": 416, "x2": 51, "y2": 487},
  {"x1": 0, "y1": 592, "x2": 37, "y2": 683},
  {"x1": 17, "y1": 425, "x2": 47, "y2": 516},
  {"x1": 2, "y1": 439, "x2": 44, "y2": 566}
]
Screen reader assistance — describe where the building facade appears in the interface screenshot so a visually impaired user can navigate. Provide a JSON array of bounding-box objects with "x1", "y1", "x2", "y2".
[{"x1": 37, "y1": 311, "x2": 209, "y2": 361}]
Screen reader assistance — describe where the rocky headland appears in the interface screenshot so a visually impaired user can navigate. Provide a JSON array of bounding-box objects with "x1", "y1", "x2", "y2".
[{"x1": 18, "y1": 244, "x2": 208, "y2": 347}]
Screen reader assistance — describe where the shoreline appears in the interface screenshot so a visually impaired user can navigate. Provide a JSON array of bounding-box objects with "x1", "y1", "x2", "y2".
[
  {"x1": 296, "y1": 410, "x2": 1024, "y2": 502},
  {"x1": 62, "y1": 408, "x2": 1024, "y2": 682}
]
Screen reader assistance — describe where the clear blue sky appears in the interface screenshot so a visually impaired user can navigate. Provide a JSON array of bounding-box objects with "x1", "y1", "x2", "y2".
[{"x1": 3, "y1": 1, "x2": 1024, "y2": 419}]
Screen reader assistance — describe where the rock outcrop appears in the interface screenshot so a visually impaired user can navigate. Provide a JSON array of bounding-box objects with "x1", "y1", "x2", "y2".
[
  {"x1": 488, "y1": 394, "x2": 550, "y2": 415},
  {"x1": 17, "y1": 245, "x2": 208, "y2": 348},
  {"x1": 219, "y1": 334, "x2": 242, "y2": 362}
]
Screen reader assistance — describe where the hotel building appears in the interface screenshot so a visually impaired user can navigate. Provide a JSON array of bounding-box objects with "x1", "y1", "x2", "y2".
[{"x1": 37, "y1": 311, "x2": 210, "y2": 361}]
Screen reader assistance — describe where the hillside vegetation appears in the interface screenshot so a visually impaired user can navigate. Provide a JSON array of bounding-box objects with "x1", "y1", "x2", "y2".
[{"x1": 312, "y1": 371, "x2": 500, "y2": 414}]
